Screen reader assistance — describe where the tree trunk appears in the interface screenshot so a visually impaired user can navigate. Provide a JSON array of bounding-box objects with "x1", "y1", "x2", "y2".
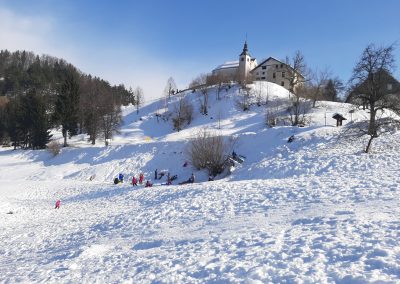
[
  {"x1": 368, "y1": 106, "x2": 376, "y2": 136},
  {"x1": 62, "y1": 128, "x2": 67, "y2": 147},
  {"x1": 365, "y1": 134, "x2": 375, "y2": 153}
]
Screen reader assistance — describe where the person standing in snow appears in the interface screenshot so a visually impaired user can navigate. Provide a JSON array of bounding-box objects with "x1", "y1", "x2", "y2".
[
  {"x1": 139, "y1": 173, "x2": 144, "y2": 184},
  {"x1": 118, "y1": 173, "x2": 124, "y2": 183},
  {"x1": 132, "y1": 176, "x2": 138, "y2": 186},
  {"x1": 189, "y1": 173, "x2": 195, "y2": 183},
  {"x1": 55, "y1": 200, "x2": 61, "y2": 209},
  {"x1": 232, "y1": 150, "x2": 237, "y2": 159},
  {"x1": 154, "y1": 169, "x2": 158, "y2": 180}
]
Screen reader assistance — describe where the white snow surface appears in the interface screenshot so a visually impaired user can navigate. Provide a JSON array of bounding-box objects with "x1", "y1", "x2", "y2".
[{"x1": 1, "y1": 82, "x2": 400, "y2": 283}]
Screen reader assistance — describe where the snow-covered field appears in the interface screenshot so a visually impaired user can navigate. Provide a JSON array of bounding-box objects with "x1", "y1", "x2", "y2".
[{"x1": 1, "y1": 82, "x2": 400, "y2": 283}]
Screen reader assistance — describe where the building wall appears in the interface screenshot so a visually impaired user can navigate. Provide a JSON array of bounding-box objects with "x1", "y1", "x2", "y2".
[
  {"x1": 238, "y1": 56, "x2": 257, "y2": 81},
  {"x1": 252, "y1": 58, "x2": 304, "y2": 92}
]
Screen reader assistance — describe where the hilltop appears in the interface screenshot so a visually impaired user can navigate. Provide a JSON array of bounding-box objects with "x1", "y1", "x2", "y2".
[{"x1": 1, "y1": 82, "x2": 400, "y2": 282}]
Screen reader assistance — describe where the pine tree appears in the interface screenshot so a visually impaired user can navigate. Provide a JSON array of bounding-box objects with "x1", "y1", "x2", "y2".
[
  {"x1": 53, "y1": 66, "x2": 79, "y2": 147},
  {"x1": 28, "y1": 91, "x2": 52, "y2": 149},
  {"x1": 324, "y1": 79, "x2": 337, "y2": 102}
]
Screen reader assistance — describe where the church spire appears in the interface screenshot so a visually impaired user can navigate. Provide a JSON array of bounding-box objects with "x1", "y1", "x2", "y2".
[{"x1": 240, "y1": 40, "x2": 250, "y2": 56}]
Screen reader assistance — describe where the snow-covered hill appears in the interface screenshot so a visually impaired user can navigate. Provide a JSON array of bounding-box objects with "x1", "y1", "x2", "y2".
[{"x1": 1, "y1": 82, "x2": 400, "y2": 283}]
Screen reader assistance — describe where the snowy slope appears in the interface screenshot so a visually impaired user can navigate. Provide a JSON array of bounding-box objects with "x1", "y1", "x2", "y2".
[{"x1": 1, "y1": 82, "x2": 400, "y2": 283}]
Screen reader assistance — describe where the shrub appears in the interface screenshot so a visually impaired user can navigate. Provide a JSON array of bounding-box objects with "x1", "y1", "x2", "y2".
[
  {"x1": 47, "y1": 140, "x2": 61, "y2": 156},
  {"x1": 186, "y1": 128, "x2": 231, "y2": 176},
  {"x1": 172, "y1": 96, "x2": 193, "y2": 131}
]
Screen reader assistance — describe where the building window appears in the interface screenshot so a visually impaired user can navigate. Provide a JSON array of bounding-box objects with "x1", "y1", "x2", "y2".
[
  {"x1": 261, "y1": 77, "x2": 266, "y2": 80},
  {"x1": 241, "y1": 58, "x2": 244, "y2": 61},
  {"x1": 247, "y1": 58, "x2": 249, "y2": 62},
  {"x1": 273, "y1": 72, "x2": 276, "y2": 79},
  {"x1": 387, "y1": 83, "x2": 393, "y2": 90},
  {"x1": 275, "y1": 65, "x2": 278, "y2": 68},
  {"x1": 280, "y1": 64, "x2": 283, "y2": 68},
  {"x1": 282, "y1": 72, "x2": 285, "y2": 78},
  {"x1": 262, "y1": 72, "x2": 265, "y2": 75},
  {"x1": 281, "y1": 81, "x2": 285, "y2": 86},
  {"x1": 262, "y1": 66, "x2": 266, "y2": 70},
  {"x1": 256, "y1": 72, "x2": 259, "y2": 75}
]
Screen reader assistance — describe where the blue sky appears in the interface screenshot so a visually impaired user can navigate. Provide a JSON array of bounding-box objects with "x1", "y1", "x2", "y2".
[{"x1": 0, "y1": 0, "x2": 399, "y2": 100}]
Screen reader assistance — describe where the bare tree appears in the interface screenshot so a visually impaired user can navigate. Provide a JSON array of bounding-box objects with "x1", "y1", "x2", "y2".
[
  {"x1": 164, "y1": 77, "x2": 177, "y2": 102},
  {"x1": 134, "y1": 86, "x2": 144, "y2": 114},
  {"x1": 307, "y1": 68, "x2": 330, "y2": 107},
  {"x1": 285, "y1": 51, "x2": 308, "y2": 97},
  {"x1": 348, "y1": 43, "x2": 400, "y2": 153},
  {"x1": 100, "y1": 105, "x2": 122, "y2": 146},
  {"x1": 288, "y1": 86, "x2": 312, "y2": 126},
  {"x1": 186, "y1": 128, "x2": 232, "y2": 176},
  {"x1": 284, "y1": 51, "x2": 310, "y2": 125},
  {"x1": 236, "y1": 82, "x2": 252, "y2": 111},
  {"x1": 172, "y1": 94, "x2": 193, "y2": 131},
  {"x1": 190, "y1": 73, "x2": 209, "y2": 115},
  {"x1": 207, "y1": 73, "x2": 227, "y2": 100}
]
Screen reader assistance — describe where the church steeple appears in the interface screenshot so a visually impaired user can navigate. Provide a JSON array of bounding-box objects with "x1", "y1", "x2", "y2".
[{"x1": 240, "y1": 41, "x2": 250, "y2": 56}]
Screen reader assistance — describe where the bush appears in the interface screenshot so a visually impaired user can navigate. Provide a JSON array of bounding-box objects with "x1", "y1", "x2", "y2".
[
  {"x1": 47, "y1": 141, "x2": 61, "y2": 156},
  {"x1": 186, "y1": 128, "x2": 231, "y2": 176},
  {"x1": 172, "y1": 96, "x2": 193, "y2": 131}
]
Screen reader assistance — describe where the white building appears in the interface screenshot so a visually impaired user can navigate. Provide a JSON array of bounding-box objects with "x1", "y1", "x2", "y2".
[{"x1": 212, "y1": 42, "x2": 304, "y2": 91}]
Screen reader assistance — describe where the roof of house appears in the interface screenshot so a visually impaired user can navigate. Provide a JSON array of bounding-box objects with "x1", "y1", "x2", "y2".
[
  {"x1": 253, "y1": 57, "x2": 284, "y2": 68},
  {"x1": 213, "y1": 61, "x2": 239, "y2": 71}
]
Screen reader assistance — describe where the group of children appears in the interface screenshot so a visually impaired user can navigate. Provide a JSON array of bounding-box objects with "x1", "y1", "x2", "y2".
[
  {"x1": 115, "y1": 169, "x2": 183, "y2": 188},
  {"x1": 115, "y1": 173, "x2": 152, "y2": 187}
]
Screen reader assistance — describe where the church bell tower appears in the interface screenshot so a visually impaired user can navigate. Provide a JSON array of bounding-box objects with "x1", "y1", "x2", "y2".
[{"x1": 238, "y1": 41, "x2": 251, "y2": 82}]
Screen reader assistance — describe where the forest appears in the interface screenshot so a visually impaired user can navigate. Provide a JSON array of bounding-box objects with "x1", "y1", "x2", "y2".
[{"x1": 0, "y1": 50, "x2": 142, "y2": 149}]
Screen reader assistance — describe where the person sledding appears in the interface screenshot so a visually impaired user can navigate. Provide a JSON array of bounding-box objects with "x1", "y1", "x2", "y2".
[
  {"x1": 231, "y1": 150, "x2": 245, "y2": 163},
  {"x1": 179, "y1": 173, "x2": 195, "y2": 185},
  {"x1": 145, "y1": 180, "x2": 153, "y2": 187},
  {"x1": 139, "y1": 173, "x2": 144, "y2": 184},
  {"x1": 132, "y1": 176, "x2": 138, "y2": 186},
  {"x1": 158, "y1": 171, "x2": 165, "y2": 180},
  {"x1": 232, "y1": 150, "x2": 237, "y2": 160},
  {"x1": 118, "y1": 173, "x2": 124, "y2": 183}
]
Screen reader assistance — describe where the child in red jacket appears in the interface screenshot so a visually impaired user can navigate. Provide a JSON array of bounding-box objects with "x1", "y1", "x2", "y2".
[{"x1": 132, "y1": 176, "x2": 138, "y2": 186}]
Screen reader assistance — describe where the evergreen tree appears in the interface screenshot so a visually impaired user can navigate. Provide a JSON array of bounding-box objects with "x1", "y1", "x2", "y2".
[
  {"x1": 324, "y1": 79, "x2": 337, "y2": 102},
  {"x1": 28, "y1": 91, "x2": 52, "y2": 149},
  {"x1": 0, "y1": 103, "x2": 6, "y2": 144},
  {"x1": 53, "y1": 66, "x2": 79, "y2": 147},
  {"x1": 5, "y1": 98, "x2": 23, "y2": 149}
]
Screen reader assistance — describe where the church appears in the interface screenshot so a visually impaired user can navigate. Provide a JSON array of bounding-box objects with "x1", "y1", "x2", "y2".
[{"x1": 212, "y1": 41, "x2": 304, "y2": 91}]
